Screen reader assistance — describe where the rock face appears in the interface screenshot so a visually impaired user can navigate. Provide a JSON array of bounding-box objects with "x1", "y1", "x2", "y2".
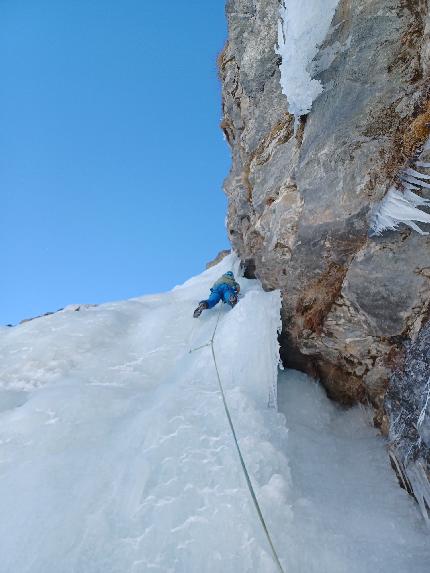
[
  {"x1": 206, "y1": 249, "x2": 231, "y2": 269},
  {"x1": 18, "y1": 304, "x2": 97, "y2": 326},
  {"x1": 220, "y1": 0, "x2": 430, "y2": 509},
  {"x1": 220, "y1": 0, "x2": 430, "y2": 409},
  {"x1": 386, "y1": 322, "x2": 430, "y2": 523}
]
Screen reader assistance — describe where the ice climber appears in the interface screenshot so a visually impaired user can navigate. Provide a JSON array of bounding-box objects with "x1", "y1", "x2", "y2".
[{"x1": 193, "y1": 271, "x2": 240, "y2": 318}]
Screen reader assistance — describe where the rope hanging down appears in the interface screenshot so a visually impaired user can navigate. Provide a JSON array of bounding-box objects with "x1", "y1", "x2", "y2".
[{"x1": 190, "y1": 307, "x2": 286, "y2": 573}]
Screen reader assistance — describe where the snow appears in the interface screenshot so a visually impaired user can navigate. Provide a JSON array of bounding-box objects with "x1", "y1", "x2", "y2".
[
  {"x1": 275, "y1": 0, "x2": 340, "y2": 120},
  {"x1": 278, "y1": 370, "x2": 430, "y2": 572},
  {"x1": 0, "y1": 254, "x2": 428, "y2": 572}
]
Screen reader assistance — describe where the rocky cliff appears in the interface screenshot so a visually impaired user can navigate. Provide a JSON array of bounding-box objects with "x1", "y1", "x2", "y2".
[
  {"x1": 386, "y1": 321, "x2": 430, "y2": 524},
  {"x1": 220, "y1": 0, "x2": 430, "y2": 517}
]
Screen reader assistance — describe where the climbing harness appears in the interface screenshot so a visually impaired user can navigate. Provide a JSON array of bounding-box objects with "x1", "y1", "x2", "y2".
[{"x1": 189, "y1": 307, "x2": 286, "y2": 573}]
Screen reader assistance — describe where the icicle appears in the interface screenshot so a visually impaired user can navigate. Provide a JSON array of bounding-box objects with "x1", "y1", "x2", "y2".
[
  {"x1": 369, "y1": 139, "x2": 430, "y2": 237},
  {"x1": 403, "y1": 189, "x2": 430, "y2": 207},
  {"x1": 400, "y1": 174, "x2": 430, "y2": 190},
  {"x1": 403, "y1": 182, "x2": 421, "y2": 191},
  {"x1": 403, "y1": 167, "x2": 430, "y2": 181},
  {"x1": 370, "y1": 188, "x2": 430, "y2": 236}
]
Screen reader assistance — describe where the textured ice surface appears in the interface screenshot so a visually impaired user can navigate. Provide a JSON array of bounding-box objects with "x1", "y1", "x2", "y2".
[
  {"x1": 276, "y1": 0, "x2": 340, "y2": 118},
  {"x1": 0, "y1": 255, "x2": 428, "y2": 572},
  {"x1": 0, "y1": 255, "x2": 288, "y2": 573}
]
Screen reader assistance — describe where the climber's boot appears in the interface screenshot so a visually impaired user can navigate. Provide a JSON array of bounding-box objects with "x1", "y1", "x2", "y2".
[
  {"x1": 228, "y1": 293, "x2": 238, "y2": 308},
  {"x1": 193, "y1": 301, "x2": 208, "y2": 318}
]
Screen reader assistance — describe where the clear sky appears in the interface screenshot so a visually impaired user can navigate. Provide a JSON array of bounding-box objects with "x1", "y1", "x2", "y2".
[{"x1": 1, "y1": 0, "x2": 231, "y2": 325}]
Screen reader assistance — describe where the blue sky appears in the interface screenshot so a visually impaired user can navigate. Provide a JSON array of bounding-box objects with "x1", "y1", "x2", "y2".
[{"x1": 1, "y1": 0, "x2": 231, "y2": 325}]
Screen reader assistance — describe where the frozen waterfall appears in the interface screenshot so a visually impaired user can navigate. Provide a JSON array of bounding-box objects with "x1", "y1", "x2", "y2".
[{"x1": 0, "y1": 254, "x2": 428, "y2": 572}]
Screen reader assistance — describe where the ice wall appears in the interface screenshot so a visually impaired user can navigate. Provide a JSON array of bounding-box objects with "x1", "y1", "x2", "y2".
[
  {"x1": 0, "y1": 255, "x2": 289, "y2": 573},
  {"x1": 276, "y1": 0, "x2": 340, "y2": 118},
  {"x1": 0, "y1": 255, "x2": 429, "y2": 572}
]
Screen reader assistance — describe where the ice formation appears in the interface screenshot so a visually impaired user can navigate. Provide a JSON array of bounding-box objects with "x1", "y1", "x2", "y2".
[
  {"x1": 0, "y1": 254, "x2": 429, "y2": 572},
  {"x1": 370, "y1": 187, "x2": 430, "y2": 236},
  {"x1": 0, "y1": 255, "x2": 288, "y2": 573},
  {"x1": 275, "y1": 0, "x2": 340, "y2": 119},
  {"x1": 370, "y1": 142, "x2": 430, "y2": 236}
]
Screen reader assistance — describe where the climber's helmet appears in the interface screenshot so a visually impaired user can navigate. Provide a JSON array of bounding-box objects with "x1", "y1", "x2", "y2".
[{"x1": 225, "y1": 271, "x2": 234, "y2": 278}]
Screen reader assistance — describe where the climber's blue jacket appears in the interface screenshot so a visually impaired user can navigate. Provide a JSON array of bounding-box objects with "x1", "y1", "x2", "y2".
[{"x1": 203, "y1": 273, "x2": 240, "y2": 309}]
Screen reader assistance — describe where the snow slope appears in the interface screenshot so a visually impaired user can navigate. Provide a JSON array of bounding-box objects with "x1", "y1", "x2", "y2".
[
  {"x1": 0, "y1": 255, "x2": 288, "y2": 573},
  {"x1": 0, "y1": 254, "x2": 428, "y2": 572}
]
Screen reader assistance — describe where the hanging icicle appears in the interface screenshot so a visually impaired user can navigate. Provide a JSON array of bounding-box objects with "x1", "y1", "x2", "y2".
[{"x1": 370, "y1": 139, "x2": 430, "y2": 236}]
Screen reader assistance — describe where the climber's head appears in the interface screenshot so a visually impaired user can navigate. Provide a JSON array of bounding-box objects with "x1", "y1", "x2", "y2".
[{"x1": 225, "y1": 271, "x2": 234, "y2": 278}]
